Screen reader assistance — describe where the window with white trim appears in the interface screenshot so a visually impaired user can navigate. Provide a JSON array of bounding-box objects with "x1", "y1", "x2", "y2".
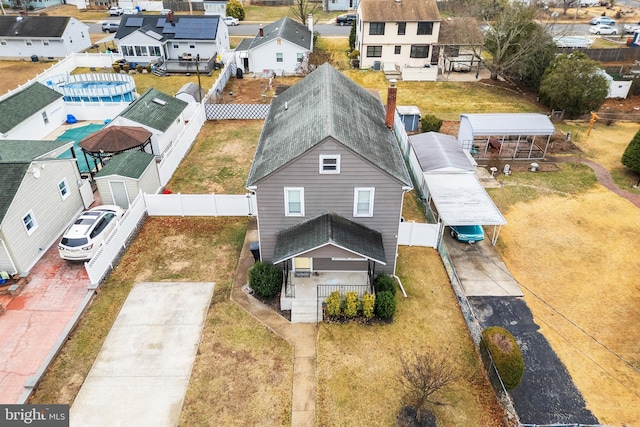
[
  {"x1": 42, "y1": 40, "x2": 50, "y2": 47},
  {"x1": 58, "y1": 178, "x2": 69, "y2": 200},
  {"x1": 25, "y1": 40, "x2": 33, "y2": 47},
  {"x1": 42, "y1": 111, "x2": 49, "y2": 124},
  {"x1": 284, "y1": 188, "x2": 304, "y2": 216},
  {"x1": 0, "y1": 40, "x2": 7, "y2": 46},
  {"x1": 22, "y1": 211, "x2": 38, "y2": 235},
  {"x1": 319, "y1": 155, "x2": 340, "y2": 174},
  {"x1": 353, "y1": 188, "x2": 374, "y2": 217},
  {"x1": 297, "y1": 52, "x2": 304, "y2": 63},
  {"x1": 276, "y1": 52, "x2": 283, "y2": 62}
]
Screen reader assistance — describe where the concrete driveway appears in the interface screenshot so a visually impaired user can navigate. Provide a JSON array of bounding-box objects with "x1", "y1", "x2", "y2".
[
  {"x1": 444, "y1": 231, "x2": 523, "y2": 297},
  {"x1": 70, "y1": 281, "x2": 215, "y2": 427}
]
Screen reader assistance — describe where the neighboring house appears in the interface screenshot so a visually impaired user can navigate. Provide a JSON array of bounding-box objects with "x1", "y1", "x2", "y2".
[
  {"x1": 434, "y1": 17, "x2": 484, "y2": 76},
  {"x1": 114, "y1": 13, "x2": 229, "y2": 74},
  {"x1": 355, "y1": 0, "x2": 441, "y2": 81},
  {"x1": 0, "y1": 16, "x2": 91, "y2": 59},
  {"x1": 9, "y1": 0, "x2": 65, "y2": 8},
  {"x1": 234, "y1": 17, "x2": 313, "y2": 75},
  {"x1": 107, "y1": 88, "x2": 188, "y2": 157},
  {"x1": 246, "y1": 63, "x2": 412, "y2": 280},
  {"x1": 0, "y1": 140, "x2": 86, "y2": 275},
  {"x1": 203, "y1": 0, "x2": 228, "y2": 16},
  {"x1": 94, "y1": 151, "x2": 161, "y2": 209},
  {"x1": 324, "y1": 0, "x2": 358, "y2": 12},
  {"x1": 0, "y1": 83, "x2": 65, "y2": 141}
]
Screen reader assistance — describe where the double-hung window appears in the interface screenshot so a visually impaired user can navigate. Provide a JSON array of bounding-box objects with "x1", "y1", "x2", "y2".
[
  {"x1": 58, "y1": 179, "x2": 70, "y2": 200},
  {"x1": 22, "y1": 211, "x2": 38, "y2": 235},
  {"x1": 369, "y1": 22, "x2": 385, "y2": 35},
  {"x1": 397, "y1": 22, "x2": 406, "y2": 35},
  {"x1": 276, "y1": 52, "x2": 283, "y2": 62},
  {"x1": 353, "y1": 188, "x2": 374, "y2": 217},
  {"x1": 410, "y1": 45, "x2": 429, "y2": 58},
  {"x1": 366, "y1": 46, "x2": 382, "y2": 57},
  {"x1": 284, "y1": 188, "x2": 304, "y2": 216},
  {"x1": 417, "y1": 22, "x2": 433, "y2": 35}
]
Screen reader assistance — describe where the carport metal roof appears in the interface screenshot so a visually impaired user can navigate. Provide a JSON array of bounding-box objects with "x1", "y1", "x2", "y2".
[
  {"x1": 460, "y1": 113, "x2": 555, "y2": 135},
  {"x1": 424, "y1": 173, "x2": 506, "y2": 227},
  {"x1": 411, "y1": 132, "x2": 476, "y2": 173}
]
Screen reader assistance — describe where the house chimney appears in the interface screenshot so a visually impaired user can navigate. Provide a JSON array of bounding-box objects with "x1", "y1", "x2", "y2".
[
  {"x1": 308, "y1": 13, "x2": 313, "y2": 32},
  {"x1": 385, "y1": 79, "x2": 397, "y2": 128},
  {"x1": 168, "y1": 11, "x2": 173, "y2": 22},
  {"x1": 259, "y1": 25, "x2": 264, "y2": 38}
]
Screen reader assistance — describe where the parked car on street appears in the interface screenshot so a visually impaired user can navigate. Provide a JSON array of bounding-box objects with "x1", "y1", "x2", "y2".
[
  {"x1": 623, "y1": 21, "x2": 640, "y2": 33},
  {"x1": 123, "y1": 7, "x2": 139, "y2": 15},
  {"x1": 223, "y1": 16, "x2": 239, "y2": 26},
  {"x1": 336, "y1": 14, "x2": 357, "y2": 26},
  {"x1": 160, "y1": 8, "x2": 172, "y2": 15},
  {"x1": 589, "y1": 24, "x2": 618, "y2": 35},
  {"x1": 58, "y1": 205, "x2": 125, "y2": 261},
  {"x1": 109, "y1": 6, "x2": 124, "y2": 16},
  {"x1": 102, "y1": 21, "x2": 120, "y2": 33},
  {"x1": 450, "y1": 225, "x2": 485, "y2": 244},
  {"x1": 589, "y1": 16, "x2": 616, "y2": 25}
]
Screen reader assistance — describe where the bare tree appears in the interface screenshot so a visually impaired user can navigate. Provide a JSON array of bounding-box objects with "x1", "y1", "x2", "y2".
[
  {"x1": 469, "y1": 4, "x2": 555, "y2": 81},
  {"x1": 398, "y1": 349, "x2": 459, "y2": 421},
  {"x1": 289, "y1": 0, "x2": 322, "y2": 26}
]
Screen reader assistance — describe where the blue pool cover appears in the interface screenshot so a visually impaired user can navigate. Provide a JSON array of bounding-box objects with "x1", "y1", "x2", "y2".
[{"x1": 56, "y1": 123, "x2": 105, "y2": 173}]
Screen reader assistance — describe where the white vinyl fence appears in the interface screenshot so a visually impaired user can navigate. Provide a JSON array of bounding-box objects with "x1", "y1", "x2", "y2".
[
  {"x1": 398, "y1": 222, "x2": 441, "y2": 248},
  {"x1": 84, "y1": 191, "x2": 147, "y2": 286},
  {"x1": 144, "y1": 193, "x2": 257, "y2": 216}
]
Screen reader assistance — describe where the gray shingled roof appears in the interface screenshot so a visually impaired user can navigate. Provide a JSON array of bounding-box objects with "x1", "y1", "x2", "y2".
[
  {"x1": 361, "y1": 0, "x2": 441, "y2": 22},
  {"x1": 117, "y1": 88, "x2": 187, "y2": 132},
  {"x1": 272, "y1": 212, "x2": 386, "y2": 264},
  {"x1": 0, "y1": 163, "x2": 29, "y2": 223},
  {"x1": 237, "y1": 17, "x2": 311, "y2": 51},
  {"x1": 95, "y1": 151, "x2": 155, "y2": 179},
  {"x1": 0, "y1": 140, "x2": 70, "y2": 162},
  {"x1": 115, "y1": 15, "x2": 220, "y2": 41},
  {"x1": 0, "y1": 83, "x2": 63, "y2": 134},
  {"x1": 246, "y1": 64, "x2": 411, "y2": 187},
  {"x1": 0, "y1": 16, "x2": 71, "y2": 38}
]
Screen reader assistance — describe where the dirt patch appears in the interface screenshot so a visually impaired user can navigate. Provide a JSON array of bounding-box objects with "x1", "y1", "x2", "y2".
[{"x1": 216, "y1": 76, "x2": 302, "y2": 104}]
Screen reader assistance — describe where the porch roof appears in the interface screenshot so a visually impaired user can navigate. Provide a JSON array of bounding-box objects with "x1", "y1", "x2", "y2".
[{"x1": 272, "y1": 212, "x2": 386, "y2": 265}]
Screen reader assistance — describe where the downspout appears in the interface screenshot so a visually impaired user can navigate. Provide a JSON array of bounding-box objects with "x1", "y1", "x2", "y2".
[
  {"x1": 0, "y1": 237, "x2": 19, "y2": 275},
  {"x1": 393, "y1": 185, "x2": 412, "y2": 298}
]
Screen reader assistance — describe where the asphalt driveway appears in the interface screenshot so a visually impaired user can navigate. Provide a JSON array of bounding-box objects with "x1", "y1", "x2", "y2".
[{"x1": 470, "y1": 296, "x2": 599, "y2": 425}]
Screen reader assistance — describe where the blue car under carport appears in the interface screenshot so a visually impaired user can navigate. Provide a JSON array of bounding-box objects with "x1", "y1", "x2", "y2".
[{"x1": 450, "y1": 225, "x2": 484, "y2": 243}]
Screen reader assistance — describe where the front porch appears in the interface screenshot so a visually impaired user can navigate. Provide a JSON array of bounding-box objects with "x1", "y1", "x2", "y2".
[{"x1": 281, "y1": 271, "x2": 371, "y2": 323}]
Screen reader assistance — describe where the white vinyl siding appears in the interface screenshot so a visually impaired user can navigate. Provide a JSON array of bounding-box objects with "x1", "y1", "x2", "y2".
[
  {"x1": 319, "y1": 155, "x2": 340, "y2": 174},
  {"x1": 354, "y1": 188, "x2": 374, "y2": 217},
  {"x1": 284, "y1": 187, "x2": 304, "y2": 216}
]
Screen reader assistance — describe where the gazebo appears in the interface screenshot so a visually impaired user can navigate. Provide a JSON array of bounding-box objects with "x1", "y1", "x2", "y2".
[{"x1": 78, "y1": 125, "x2": 153, "y2": 175}]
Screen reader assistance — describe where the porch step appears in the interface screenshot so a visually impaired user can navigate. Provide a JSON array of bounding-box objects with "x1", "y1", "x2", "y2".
[{"x1": 291, "y1": 299, "x2": 320, "y2": 323}]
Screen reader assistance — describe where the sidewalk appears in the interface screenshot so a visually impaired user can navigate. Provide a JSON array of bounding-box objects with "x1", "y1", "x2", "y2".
[{"x1": 230, "y1": 217, "x2": 318, "y2": 427}]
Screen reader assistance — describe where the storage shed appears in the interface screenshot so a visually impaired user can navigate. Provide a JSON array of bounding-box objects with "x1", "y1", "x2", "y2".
[
  {"x1": 458, "y1": 113, "x2": 555, "y2": 160},
  {"x1": 94, "y1": 151, "x2": 161, "y2": 209},
  {"x1": 397, "y1": 106, "x2": 421, "y2": 132}
]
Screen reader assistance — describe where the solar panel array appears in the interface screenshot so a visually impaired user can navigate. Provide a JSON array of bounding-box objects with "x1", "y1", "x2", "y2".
[
  {"x1": 173, "y1": 18, "x2": 218, "y2": 39},
  {"x1": 125, "y1": 17, "x2": 143, "y2": 27}
]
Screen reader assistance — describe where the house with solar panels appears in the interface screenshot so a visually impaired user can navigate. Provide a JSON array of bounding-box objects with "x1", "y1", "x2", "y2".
[{"x1": 113, "y1": 12, "x2": 229, "y2": 74}]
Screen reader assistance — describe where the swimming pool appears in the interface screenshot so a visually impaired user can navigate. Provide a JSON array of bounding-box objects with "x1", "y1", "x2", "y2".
[
  {"x1": 46, "y1": 73, "x2": 136, "y2": 103},
  {"x1": 56, "y1": 123, "x2": 105, "y2": 174}
]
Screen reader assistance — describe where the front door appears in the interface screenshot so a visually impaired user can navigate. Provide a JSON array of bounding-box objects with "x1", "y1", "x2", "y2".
[{"x1": 293, "y1": 257, "x2": 311, "y2": 277}]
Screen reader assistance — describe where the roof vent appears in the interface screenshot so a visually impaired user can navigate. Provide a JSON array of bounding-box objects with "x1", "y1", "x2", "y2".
[
  {"x1": 152, "y1": 98, "x2": 167, "y2": 106},
  {"x1": 16, "y1": 16, "x2": 23, "y2": 22}
]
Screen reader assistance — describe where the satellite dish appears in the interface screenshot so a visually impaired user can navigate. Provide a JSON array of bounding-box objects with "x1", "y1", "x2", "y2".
[{"x1": 33, "y1": 167, "x2": 41, "y2": 179}]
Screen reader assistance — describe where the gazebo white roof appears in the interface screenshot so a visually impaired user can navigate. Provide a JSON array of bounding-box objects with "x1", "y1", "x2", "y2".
[
  {"x1": 411, "y1": 132, "x2": 475, "y2": 173},
  {"x1": 460, "y1": 113, "x2": 555, "y2": 135},
  {"x1": 424, "y1": 173, "x2": 506, "y2": 226}
]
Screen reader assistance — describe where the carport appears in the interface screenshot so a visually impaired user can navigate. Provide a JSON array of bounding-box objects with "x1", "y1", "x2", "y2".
[{"x1": 425, "y1": 173, "x2": 506, "y2": 244}]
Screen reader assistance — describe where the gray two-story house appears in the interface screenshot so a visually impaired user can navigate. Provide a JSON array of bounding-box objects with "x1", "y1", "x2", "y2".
[{"x1": 246, "y1": 64, "x2": 411, "y2": 321}]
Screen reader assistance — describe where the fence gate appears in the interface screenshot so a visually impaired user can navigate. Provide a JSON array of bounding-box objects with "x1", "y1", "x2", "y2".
[{"x1": 79, "y1": 179, "x2": 95, "y2": 208}]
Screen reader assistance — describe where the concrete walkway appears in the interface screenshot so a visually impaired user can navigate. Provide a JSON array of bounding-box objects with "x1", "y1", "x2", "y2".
[{"x1": 230, "y1": 218, "x2": 318, "y2": 427}]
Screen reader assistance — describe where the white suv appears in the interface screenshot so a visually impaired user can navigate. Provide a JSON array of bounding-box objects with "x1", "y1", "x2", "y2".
[
  {"x1": 109, "y1": 6, "x2": 124, "y2": 16},
  {"x1": 123, "y1": 7, "x2": 139, "y2": 14},
  {"x1": 58, "y1": 205, "x2": 124, "y2": 261}
]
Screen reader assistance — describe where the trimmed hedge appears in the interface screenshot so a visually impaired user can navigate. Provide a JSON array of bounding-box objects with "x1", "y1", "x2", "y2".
[
  {"x1": 374, "y1": 274, "x2": 396, "y2": 294},
  {"x1": 325, "y1": 291, "x2": 342, "y2": 316},
  {"x1": 481, "y1": 326, "x2": 525, "y2": 390},
  {"x1": 374, "y1": 291, "x2": 396, "y2": 319},
  {"x1": 362, "y1": 293, "x2": 375, "y2": 319},
  {"x1": 343, "y1": 292, "x2": 360, "y2": 318},
  {"x1": 248, "y1": 262, "x2": 282, "y2": 298},
  {"x1": 421, "y1": 114, "x2": 443, "y2": 133}
]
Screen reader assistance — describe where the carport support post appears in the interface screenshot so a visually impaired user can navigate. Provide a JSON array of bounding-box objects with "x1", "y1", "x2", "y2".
[{"x1": 491, "y1": 225, "x2": 501, "y2": 246}]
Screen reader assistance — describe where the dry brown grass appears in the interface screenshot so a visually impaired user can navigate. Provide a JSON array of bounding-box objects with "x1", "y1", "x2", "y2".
[
  {"x1": 0, "y1": 61, "x2": 55, "y2": 94},
  {"x1": 317, "y1": 247, "x2": 506, "y2": 426},
  {"x1": 496, "y1": 188, "x2": 640, "y2": 425}
]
